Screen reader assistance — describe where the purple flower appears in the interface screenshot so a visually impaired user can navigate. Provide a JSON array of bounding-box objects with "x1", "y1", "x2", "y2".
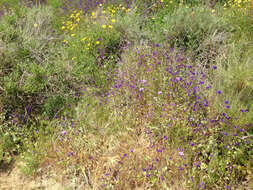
[
  {"x1": 212, "y1": 65, "x2": 217, "y2": 69},
  {"x1": 189, "y1": 142, "x2": 195, "y2": 146},
  {"x1": 217, "y1": 90, "x2": 222, "y2": 94},
  {"x1": 139, "y1": 88, "x2": 144, "y2": 92},
  {"x1": 179, "y1": 151, "x2": 184, "y2": 157},
  {"x1": 61, "y1": 130, "x2": 67, "y2": 135},
  {"x1": 224, "y1": 100, "x2": 229, "y2": 104},
  {"x1": 157, "y1": 149, "x2": 162, "y2": 152},
  {"x1": 158, "y1": 91, "x2": 162, "y2": 95},
  {"x1": 226, "y1": 105, "x2": 230, "y2": 109}
]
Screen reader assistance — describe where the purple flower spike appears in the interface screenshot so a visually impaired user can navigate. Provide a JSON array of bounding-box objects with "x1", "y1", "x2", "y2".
[
  {"x1": 212, "y1": 65, "x2": 217, "y2": 69},
  {"x1": 217, "y1": 90, "x2": 222, "y2": 94}
]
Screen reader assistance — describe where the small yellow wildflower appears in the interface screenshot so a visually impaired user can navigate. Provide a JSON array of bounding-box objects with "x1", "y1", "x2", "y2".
[
  {"x1": 99, "y1": 3, "x2": 103, "y2": 7},
  {"x1": 92, "y1": 12, "x2": 95, "y2": 16},
  {"x1": 96, "y1": 41, "x2": 100, "y2": 44},
  {"x1": 81, "y1": 37, "x2": 86, "y2": 42},
  {"x1": 152, "y1": 17, "x2": 155, "y2": 20},
  {"x1": 34, "y1": 23, "x2": 38, "y2": 28},
  {"x1": 102, "y1": 24, "x2": 107, "y2": 28},
  {"x1": 111, "y1": 19, "x2": 116, "y2": 23},
  {"x1": 211, "y1": 9, "x2": 215, "y2": 13},
  {"x1": 61, "y1": 26, "x2": 65, "y2": 30},
  {"x1": 63, "y1": 39, "x2": 68, "y2": 44},
  {"x1": 87, "y1": 43, "x2": 91, "y2": 47},
  {"x1": 122, "y1": 7, "x2": 126, "y2": 10},
  {"x1": 71, "y1": 33, "x2": 76, "y2": 37},
  {"x1": 102, "y1": 10, "x2": 106, "y2": 14},
  {"x1": 108, "y1": 25, "x2": 113, "y2": 29},
  {"x1": 161, "y1": 0, "x2": 164, "y2": 2}
]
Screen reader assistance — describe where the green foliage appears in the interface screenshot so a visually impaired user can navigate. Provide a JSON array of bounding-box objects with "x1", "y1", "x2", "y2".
[
  {"x1": 0, "y1": 5, "x2": 76, "y2": 118},
  {"x1": 146, "y1": 5, "x2": 228, "y2": 50},
  {"x1": 43, "y1": 94, "x2": 66, "y2": 119}
]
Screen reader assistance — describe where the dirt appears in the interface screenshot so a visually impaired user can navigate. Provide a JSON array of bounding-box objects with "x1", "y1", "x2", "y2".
[{"x1": 0, "y1": 160, "x2": 64, "y2": 190}]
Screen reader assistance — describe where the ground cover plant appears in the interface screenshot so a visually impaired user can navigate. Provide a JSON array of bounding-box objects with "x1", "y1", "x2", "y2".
[{"x1": 0, "y1": 0, "x2": 252, "y2": 189}]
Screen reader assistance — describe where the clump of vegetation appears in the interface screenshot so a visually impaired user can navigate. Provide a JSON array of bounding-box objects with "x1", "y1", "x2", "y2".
[{"x1": 0, "y1": 0, "x2": 252, "y2": 189}]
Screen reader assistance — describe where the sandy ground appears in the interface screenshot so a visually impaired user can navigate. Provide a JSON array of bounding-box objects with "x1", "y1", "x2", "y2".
[{"x1": 0, "y1": 160, "x2": 64, "y2": 190}]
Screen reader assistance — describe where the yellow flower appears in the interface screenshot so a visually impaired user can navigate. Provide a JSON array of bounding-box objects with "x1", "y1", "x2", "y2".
[
  {"x1": 161, "y1": 0, "x2": 164, "y2": 2},
  {"x1": 108, "y1": 25, "x2": 113, "y2": 29},
  {"x1": 152, "y1": 17, "x2": 155, "y2": 20},
  {"x1": 211, "y1": 9, "x2": 215, "y2": 13},
  {"x1": 102, "y1": 24, "x2": 107, "y2": 28},
  {"x1": 102, "y1": 10, "x2": 106, "y2": 14},
  {"x1": 81, "y1": 37, "x2": 86, "y2": 42},
  {"x1": 111, "y1": 19, "x2": 116, "y2": 23},
  {"x1": 71, "y1": 33, "x2": 76, "y2": 37},
  {"x1": 61, "y1": 26, "x2": 65, "y2": 30},
  {"x1": 96, "y1": 41, "x2": 100, "y2": 44},
  {"x1": 99, "y1": 3, "x2": 103, "y2": 7},
  {"x1": 34, "y1": 23, "x2": 38, "y2": 28},
  {"x1": 87, "y1": 43, "x2": 91, "y2": 46},
  {"x1": 63, "y1": 39, "x2": 68, "y2": 44},
  {"x1": 92, "y1": 12, "x2": 95, "y2": 16},
  {"x1": 86, "y1": 48, "x2": 89, "y2": 50}
]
